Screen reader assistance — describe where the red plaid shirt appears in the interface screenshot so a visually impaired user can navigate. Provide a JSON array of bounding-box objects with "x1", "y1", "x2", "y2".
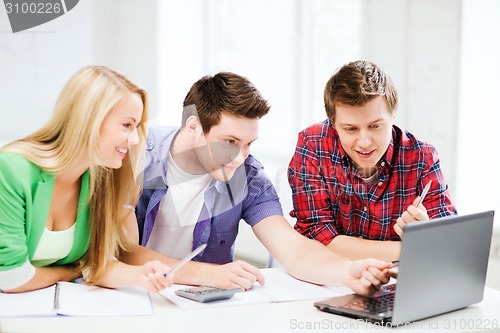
[{"x1": 287, "y1": 120, "x2": 456, "y2": 245}]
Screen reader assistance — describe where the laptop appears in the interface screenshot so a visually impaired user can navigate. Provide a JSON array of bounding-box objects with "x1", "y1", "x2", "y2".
[{"x1": 314, "y1": 210, "x2": 495, "y2": 326}]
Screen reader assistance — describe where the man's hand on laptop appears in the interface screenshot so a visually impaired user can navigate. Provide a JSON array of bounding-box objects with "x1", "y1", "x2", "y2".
[{"x1": 344, "y1": 259, "x2": 393, "y2": 296}]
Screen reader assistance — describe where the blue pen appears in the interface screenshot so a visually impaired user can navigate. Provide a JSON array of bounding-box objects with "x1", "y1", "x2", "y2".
[{"x1": 164, "y1": 243, "x2": 207, "y2": 277}]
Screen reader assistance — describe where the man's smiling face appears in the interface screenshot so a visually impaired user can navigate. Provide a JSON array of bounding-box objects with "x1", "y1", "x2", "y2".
[{"x1": 334, "y1": 96, "x2": 394, "y2": 177}]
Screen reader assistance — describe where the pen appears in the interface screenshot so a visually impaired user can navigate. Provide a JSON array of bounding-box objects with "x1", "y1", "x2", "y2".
[
  {"x1": 416, "y1": 180, "x2": 432, "y2": 207},
  {"x1": 164, "y1": 243, "x2": 207, "y2": 277},
  {"x1": 389, "y1": 260, "x2": 399, "y2": 276}
]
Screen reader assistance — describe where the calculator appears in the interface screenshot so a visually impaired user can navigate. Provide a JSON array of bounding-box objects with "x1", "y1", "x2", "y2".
[{"x1": 175, "y1": 286, "x2": 242, "y2": 303}]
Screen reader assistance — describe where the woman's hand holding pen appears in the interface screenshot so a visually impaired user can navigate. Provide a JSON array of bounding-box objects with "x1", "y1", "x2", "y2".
[{"x1": 139, "y1": 260, "x2": 173, "y2": 293}]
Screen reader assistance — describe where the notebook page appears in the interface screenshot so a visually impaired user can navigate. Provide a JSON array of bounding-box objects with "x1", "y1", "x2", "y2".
[
  {"x1": 160, "y1": 283, "x2": 275, "y2": 309},
  {"x1": 0, "y1": 285, "x2": 56, "y2": 317},
  {"x1": 56, "y1": 282, "x2": 153, "y2": 316},
  {"x1": 260, "y1": 268, "x2": 352, "y2": 302},
  {"x1": 159, "y1": 268, "x2": 353, "y2": 309}
]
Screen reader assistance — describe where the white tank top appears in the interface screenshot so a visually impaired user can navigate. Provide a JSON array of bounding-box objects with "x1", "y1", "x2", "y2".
[{"x1": 31, "y1": 223, "x2": 76, "y2": 267}]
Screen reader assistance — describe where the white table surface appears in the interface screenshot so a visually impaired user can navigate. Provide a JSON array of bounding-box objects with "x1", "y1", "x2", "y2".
[{"x1": 1, "y1": 287, "x2": 499, "y2": 333}]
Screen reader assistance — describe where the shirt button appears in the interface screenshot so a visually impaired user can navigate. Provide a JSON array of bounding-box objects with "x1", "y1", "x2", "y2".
[
  {"x1": 358, "y1": 235, "x2": 363, "y2": 239},
  {"x1": 364, "y1": 206, "x2": 367, "y2": 212},
  {"x1": 378, "y1": 181, "x2": 383, "y2": 186},
  {"x1": 380, "y1": 161, "x2": 385, "y2": 167}
]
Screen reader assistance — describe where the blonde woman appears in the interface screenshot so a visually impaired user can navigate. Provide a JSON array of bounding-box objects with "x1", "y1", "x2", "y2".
[{"x1": 0, "y1": 66, "x2": 172, "y2": 293}]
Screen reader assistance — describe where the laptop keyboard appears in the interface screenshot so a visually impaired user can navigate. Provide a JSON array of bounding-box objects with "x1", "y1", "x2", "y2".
[
  {"x1": 380, "y1": 283, "x2": 397, "y2": 293},
  {"x1": 342, "y1": 284, "x2": 396, "y2": 315}
]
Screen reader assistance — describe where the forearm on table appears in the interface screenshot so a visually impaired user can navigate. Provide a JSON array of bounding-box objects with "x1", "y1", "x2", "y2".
[
  {"x1": 3, "y1": 265, "x2": 81, "y2": 293},
  {"x1": 328, "y1": 235, "x2": 401, "y2": 262},
  {"x1": 94, "y1": 260, "x2": 143, "y2": 289}
]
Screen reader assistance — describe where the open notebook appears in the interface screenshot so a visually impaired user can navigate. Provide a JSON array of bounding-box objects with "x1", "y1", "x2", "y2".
[
  {"x1": 0, "y1": 281, "x2": 153, "y2": 317},
  {"x1": 160, "y1": 268, "x2": 354, "y2": 309}
]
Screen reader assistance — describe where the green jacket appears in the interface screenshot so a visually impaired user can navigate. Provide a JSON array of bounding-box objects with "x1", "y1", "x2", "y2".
[{"x1": 0, "y1": 152, "x2": 90, "y2": 271}]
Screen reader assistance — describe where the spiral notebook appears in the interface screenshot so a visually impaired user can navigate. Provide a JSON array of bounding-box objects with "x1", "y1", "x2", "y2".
[{"x1": 0, "y1": 281, "x2": 153, "y2": 317}]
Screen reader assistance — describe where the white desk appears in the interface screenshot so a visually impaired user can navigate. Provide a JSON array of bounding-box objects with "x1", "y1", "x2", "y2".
[{"x1": 1, "y1": 287, "x2": 499, "y2": 333}]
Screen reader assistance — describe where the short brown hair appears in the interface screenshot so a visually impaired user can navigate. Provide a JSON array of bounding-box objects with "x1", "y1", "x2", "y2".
[
  {"x1": 324, "y1": 60, "x2": 398, "y2": 122},
  {"x1": 182, "y1": 72, "x2": 270, "y2": 133}
]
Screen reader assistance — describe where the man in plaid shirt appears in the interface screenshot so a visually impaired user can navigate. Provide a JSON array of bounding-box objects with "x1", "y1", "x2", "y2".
[{"x1": 288, "y1": 60, "x2": 456, "y2": 262}]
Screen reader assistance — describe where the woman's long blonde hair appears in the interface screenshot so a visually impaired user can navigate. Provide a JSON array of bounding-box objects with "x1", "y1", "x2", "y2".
[{"x1": 1, "y1": 65, "x2": 149, "y2": 283}]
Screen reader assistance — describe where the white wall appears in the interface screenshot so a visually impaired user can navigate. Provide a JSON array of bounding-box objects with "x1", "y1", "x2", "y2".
[
  {"x1": 0, "y1": 1, "x2": 95, "y2": 141},
  {"x1": 458, "y1": 0, "x2": 500, "y2": 291},
  {"x1": 92, "y1": 0, "x2": 161, "y2": 119},
  {"x1": 361, "y1": 0, "x2": 461, "y2": 199},
  {"x1": 456, "y1": 0, "x2": 500, "y2": 219},
  {"x1": 0, "y1": 0, "x2": 163, "y2": 142}
]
